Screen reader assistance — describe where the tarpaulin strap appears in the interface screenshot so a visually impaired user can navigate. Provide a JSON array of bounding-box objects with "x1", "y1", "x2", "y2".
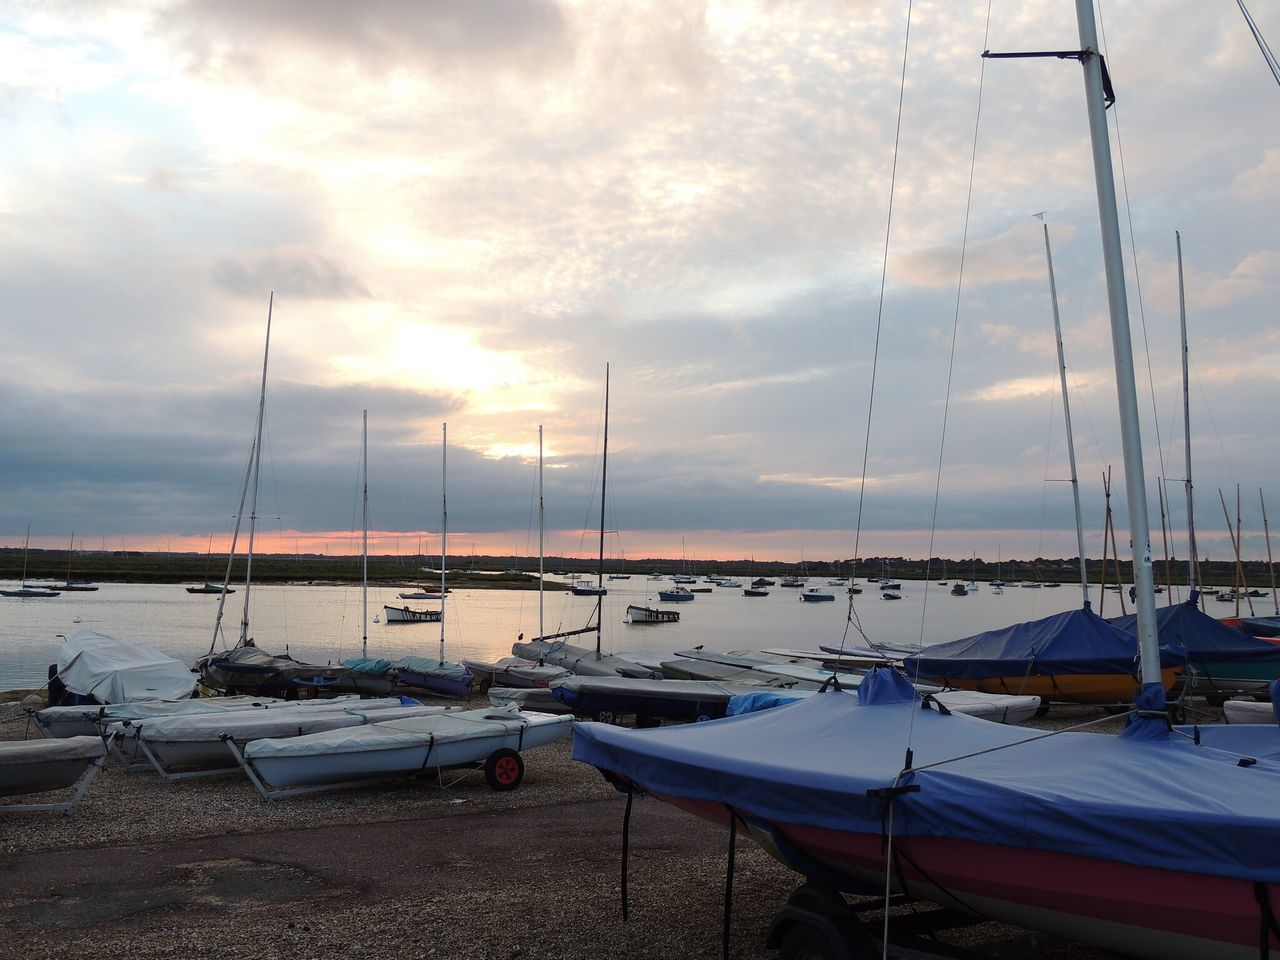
[
  {"x1": 723, "y1": 805, "x2": 740, "y2": 960},
  {"x1": 1256, "y1": 881, "x2": 1280, "y2": 959},
  {"x1": 621, "y1": 788, "x2": 633, "y2": 921}
]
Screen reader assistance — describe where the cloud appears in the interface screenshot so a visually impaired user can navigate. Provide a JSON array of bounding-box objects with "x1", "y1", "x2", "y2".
[
  {"x1": 213, "y1": 245, "x2": 370, "y2": 300},
  {"x1": 892, "y1": 222, "x2": 1077, "y2": 290},
  {"x1": 154, "y1": 0, "x2": 572, "y2": 83}
]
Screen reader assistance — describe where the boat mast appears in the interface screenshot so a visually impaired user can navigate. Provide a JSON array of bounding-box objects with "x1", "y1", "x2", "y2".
[
  {"x1": 361, "y1": 409, "x2": 368, "y2": 659},
  {"x1": 212, "y1": 293, "x2": 271, "y2": 653},
  {"x1": 1043, "y1": 220, "x2": 1090, "y2": 607},
  {"x1": 538, "y1": 425, "x2": 545, "y2": 643},
  {"x1": 596, "y1": 363, "x2": 610, "y2": 660},
  {"x1": 1262, "y1": 488, "x2": 1278, "y2": 616},
  {"x1": 440, "y1": 422, "x2": 448, "y2": 663},
  {"x1": 1176, "y1": 232, "x2": 1199, "y2": 602},
  {"x1": 1074, "y1": 0, "x2": 1161, "y2": 686}
]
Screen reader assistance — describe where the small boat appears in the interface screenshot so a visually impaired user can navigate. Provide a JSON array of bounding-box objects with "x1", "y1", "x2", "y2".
[
  {"x1": 571, "y1": 583, "x2": 607, "y2": 596},
  {"x1": 1222, "y1": 699, "x2": 1275, "y2": 724},
  {"x1": 513, "y1": 636, "x2": 660, "y2": 679},
  {"x1": 881, "y1": 580, "x2": 903, "y2": 591},
  {"x1": 950, "y1": 582, "x2": 968, "y2": 597},
  {"x1": 232, "y1": 704, "x2": 573, "y2": 797},
  {"x1": 53, "y1": 582, "x2": 98, "y2": 592},
  {"x1": 743, "y1": 587, "x2": 769, "y2": 597},
  {"x1": 779, "y1": 578, "x2": 804, "y2": 588},
  {"x1": 751, "y1": 578, "x2": 775, "y2": 587},
  {"x1": 657, "y1": 586, "x2": 695, "y2": 602},
  {"x1": 0, "y1": 736, "x2": 106, "y2": 814},
  {"x1": 393, "y1": 656, "x2": 473, "y2": 698},
  {"x1": 672, "y1": 575, "x2": 697, "y2": 584},
  {"x1": 186, "y1": 582, "x2": 234, "y2": 595},
  {"x1": 847, "y1": 584, "x2": 863, "y2": 595},
  {"x1": 33, "y1": 694, "x2": 295, "y2": 739},
  {"x1": 881, "y1": 591, "x2": 901, "y2": 600},
  {"x1": 550, "y1": 675, "x2": 791, "y2": 724},
  {"x1": 902, "y1": 606, "x2": 1184, "y2": 704},
  {"x1": 625, "y1": 604, "x2": 680, "y2": 624},
  {"x1": 383, "y1": 604, "x2": 442, "y2": 623},
  {"x1": 607, "y1": 574, "x2": 632, "y2": 580},
  {"x1": 50, "y1": 631, "x2": 197, "y2": 706},
  {"x1": 461, "y1": 656, "x2": 569, "y2": 693},
  {"x1": 0, "y1": 586, "x2": 61, "y2": 598},
  {"x1": 719, "y1": 580, "x2": 743, "y2": 588},
  {"x1": 398, "y1": 589, "x2": 446, "y2": 600},
  {"x1": 798, "y1": 588, "x2": 835, "y2": 602}
]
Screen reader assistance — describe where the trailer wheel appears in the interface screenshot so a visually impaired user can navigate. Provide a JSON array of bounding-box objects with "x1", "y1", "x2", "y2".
[
  {"x1": 478, "y1": 678, "x2": 492, "y2": 695},
  {"x1": 594, "y1": 709, "x2": 616, "y2": 724},
  {"x1": 484, "y1": 748, "x2": 524, "y2": 791}
]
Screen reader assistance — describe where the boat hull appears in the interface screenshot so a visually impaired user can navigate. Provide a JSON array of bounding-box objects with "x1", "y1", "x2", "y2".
[
  {"x1": 383, "y1": 604, "x2": 441, "y2": 623},
  {"x1": 639, "y1": 789, "x2": 1273, "y2": 960},
  {"x1": 626, "y1": 605, "x2": 679, "y2": 623},
  {"x1": 917, "y1": 665, "x2": 1181, "y2": 704}
]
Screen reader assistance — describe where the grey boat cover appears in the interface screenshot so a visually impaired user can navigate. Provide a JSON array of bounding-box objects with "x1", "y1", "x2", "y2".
[
  {"x1": 512, "y1": 640, "x2": 659, "y2": 679},
  {"x1": 463, "y1": 657, "x2": 569, "y2": 686},
  {"x1": 0, "y1": 736, "x2": 106, "y2": 766},
  {"x1": 393, "y1": 656, "x2": 470, "y2": 683},
  {"x1": 487, "y1": 687, "x2": 568, "y2": 713},
  {"x1": 244, "y1": 704, "x2": 549, "y2": 760},
  {"x1": 36, "y1": 694, "x2": 289, "y2": 734},
  {"x1": 120, "y1": 703, "x2": 452, "y2": 744},
  {"x1": 57, "y1": 631, "x2": 196, "y2": 702}
]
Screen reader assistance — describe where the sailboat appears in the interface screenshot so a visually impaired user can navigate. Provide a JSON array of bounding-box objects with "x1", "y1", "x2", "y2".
[
  {"x1": 382, "y1": 424, "x2": 472, "y2": 697},
  {"x1": 52, "y1": 533, "x2": 97, "y2": 591},
  {"x1": 513, "y1": 366, "x2": 659, "y2": 680},
  {"x1": 186, "y1": 533, "x2": 234, "y2": 594},
  {"x1": 382, "y1": 424, "x2": 442, "y2": 624},
  {"x1": 1, "y1": 528, "x2": 60, "y2": 598},
  {"x1": 197, "y1": 299, "x2": 390, "y2": 699},
  {"x1": 572, "y1": 8, "x2": 1280, "y2": 958}
]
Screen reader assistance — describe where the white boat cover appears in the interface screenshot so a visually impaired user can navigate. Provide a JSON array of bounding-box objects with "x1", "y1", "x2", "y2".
[
  {"x1": 121, "y1": 703, "x2": 451, "y2": 743},
  {"x1": 0, "y1": 736, "x2": 106, "y2": 766},
  {"x1": 1223, "y1": 699, "x2": 1277, "y2": 724},
  {"x1": 462, "y1": 657, "x2": 569, "y2": 686},
  {"x1": 245, "y1": 704, "x2": 555, "y2": 760},
  {"x1": 57, "y1": 631, "x2": 196, "y2": 702}
]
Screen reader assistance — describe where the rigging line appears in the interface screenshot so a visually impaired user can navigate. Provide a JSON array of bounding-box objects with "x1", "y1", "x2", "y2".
[
  {"x1": 845, "y1": 0, "x2": 915, "y2": 655},
  {"x1": 1095, "y1": 0, "x2": 1169, "y2": 490},
  {"x1": 1238, "y1": 0, "x2": 1280, "y2": 88},
  {"x1": 914, "y1": 0, "x2": 995, "y2": 654},
  {"x1": 851, "y1": 0, "x2": 914, "y2": 572}
]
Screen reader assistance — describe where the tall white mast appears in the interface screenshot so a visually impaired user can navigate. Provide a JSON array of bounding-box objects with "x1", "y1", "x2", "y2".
[
  {"x1": 596, "y1": 364, "x2": 610, "y2": 659},
  {"x1": 1075, "y1": 0, "x2": 1161, "y2": 685},
  {"x1": 237, "y1": 293, "x2": 272, "y2": 648},
  {"x1": 538, "y1": 424, "x2": 545, "y2": 642},
  {"x1": 439, "y1": 422, "x2": 448, "y2": 663},
  {"x1": 1176, "y1": 231, "x2": 1198, "y2": 598},
  {"x1": 361, "y1": 409, "x2": 368, "y2": 660},
  {"x1": 1042, "y1": 221, "x2": 1090, "y2": 607}
]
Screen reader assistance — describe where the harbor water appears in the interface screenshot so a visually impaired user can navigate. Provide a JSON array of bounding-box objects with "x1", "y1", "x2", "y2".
[{"x1": 0, "y1": 576, "x2": 1145, "y2": 692}]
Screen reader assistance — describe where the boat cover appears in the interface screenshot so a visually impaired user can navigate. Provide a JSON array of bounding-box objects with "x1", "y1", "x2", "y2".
[
  {"x1": 244, "y1": 704, "x2": 539, "y2": 759},
  {"x1": 393, "y1": 656, "x2": 469, "y2": 683},
  {"x1": 0, "y1": 736, "x2": 106, "y2": 766},
  {"x1": 574, "y1": 667, "x2": 1280, "y2": 883},
  {"x1": 725, "y1": 685, "x2": 1040, "y2": 723},
  {"x1": 513, "y1": 640, "x2": 659, "y2": 679},
  {"x1": 901, "y1": 606, "x2": 1184, "y2": 679},
  {"x1": 1242, "y1": 616, "x2": 1280, "y2": 638},
  {"x1": 343, "y1": 657, "x2": 396, "y2": 676},
  {"x1": 463, "y1": 657, "x2": 569, "y2": 685},
  {"x1": 57, "y1": 631, "x2": 197, "y2": 702},
  {"x1": 1109, "y1": 598, "x2": 1280, "y2": 663},
  {"x1": 487, "y1": 687, "x2": 568, "y2": 713},
  {"x1": 1174, "y1": 724, "x2": 1280, "y2": 762},
  {"x1": 121, "y1": 703, "x2": 450, "y2": 743}
]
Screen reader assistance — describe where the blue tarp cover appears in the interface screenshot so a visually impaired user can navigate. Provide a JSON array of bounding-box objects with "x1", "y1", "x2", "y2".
[
  {"x1": 1109, "y1": 598, "x2": 1280, "y2": 663},
  {"x1": 574, "y1": 678, "x2": 1280, "y2": 882},
  {"x1": 900, "y1": 606, "x2": 1183, "y2": 679},
  {"x1": 1243, "y1": 616, "x2": 1280, "y2": 638}
]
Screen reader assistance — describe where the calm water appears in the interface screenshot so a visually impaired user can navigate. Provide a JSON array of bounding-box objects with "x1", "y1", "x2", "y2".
[{"x1": 0, "y1": 575, "x2": 1125, "y2": 692}]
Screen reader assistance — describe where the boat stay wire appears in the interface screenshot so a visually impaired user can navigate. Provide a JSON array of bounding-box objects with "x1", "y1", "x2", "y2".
[
  {"x1": 1238, "y1": 0, "x2": 1280, "y2": 90},
  {"x1": 913, "y1": 0, "x2": 996, "y2": 656}
]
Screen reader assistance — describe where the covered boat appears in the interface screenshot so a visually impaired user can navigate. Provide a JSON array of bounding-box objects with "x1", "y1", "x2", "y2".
[
  {"x1": 198, "y1": 644, "x2": 394, "y2": 699},
  {"x1": 1109, "y1": 595, "x2": 1280, "y2": 696},
  {"x1": 461, "y1": 656, "x2": 569, "y2": 692},
  {"x1": 393, "y1": 655, "x2": 473, "y2": 698},
  {"x1": 900, "y1": 606, "x2": 1184, "y2": 704},
  {"x1": 53, "y1": 631, "x2": 197, "y2": 705},
  {"x1": 512, "y1": 638, "x2": 659, "y2": 679},
  {"x1": 33, "y1": 694, "x2": 287, "y2": 738},
  {"x1": 574, "y1": 668, "x2": 1280, "y2": 960},
  {"x1": 0, "y1": 736, "x2": 106, "y2": 814},
  {"x1": 235, "y1": 703, "x2": 573, "y2": 797}
]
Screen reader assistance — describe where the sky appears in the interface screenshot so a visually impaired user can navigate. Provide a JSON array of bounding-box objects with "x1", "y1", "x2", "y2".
[{"x1": 1, "y1": 1, "x2": 1277, "y2": 566}]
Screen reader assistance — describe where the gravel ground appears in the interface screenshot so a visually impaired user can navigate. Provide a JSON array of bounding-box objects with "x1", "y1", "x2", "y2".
[{"x1": 1, "y1": 696, "x2": 1213, "y2": 959}]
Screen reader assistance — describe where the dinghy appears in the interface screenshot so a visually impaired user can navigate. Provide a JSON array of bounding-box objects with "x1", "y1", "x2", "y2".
[
  {"x1": 52, "y1": 631, "x2": 197, "y2": 706},
  {"x1": 0, "y1": 736, "x2": 106, "y2": 814},
  {"x1": 33, "y1": 694, "x2": 288, "y2": 738},
  {"x1": 232, "y1": 703, "x2": 573, "y2": 798},
  {"x1": 461, "y1": 656, "x2": 569, "y2": 692}
]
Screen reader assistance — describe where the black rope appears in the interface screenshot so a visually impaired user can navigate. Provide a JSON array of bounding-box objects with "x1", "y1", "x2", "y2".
[
  {"x1": 723, "y1": 806, "x2": 738, "y2": 960},
  {"x1": 1255, "y1": 880, "x2": 1279, "y2": 959},
  {"x1": 621, "y1": 788, "x2": 633, "y2": 921}
]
